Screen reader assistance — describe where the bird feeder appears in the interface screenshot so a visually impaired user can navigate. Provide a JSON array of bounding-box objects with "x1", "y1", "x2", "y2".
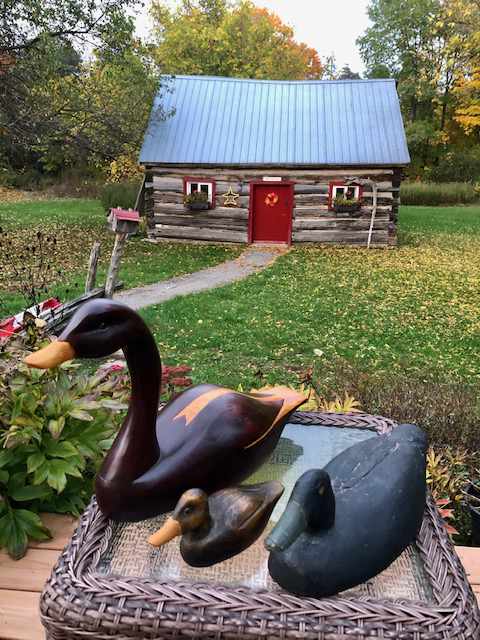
[
  {"x1": 108, "y1": 208, "x2": 140, "y2": 235},
  {"x1": 105, "y1": 208, "x2": 140, "y2": 298}
]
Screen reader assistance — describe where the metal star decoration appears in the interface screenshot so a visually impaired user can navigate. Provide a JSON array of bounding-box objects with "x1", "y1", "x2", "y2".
[{"x1": 222, "y1": 186, "x2": 240, "y2": 207}]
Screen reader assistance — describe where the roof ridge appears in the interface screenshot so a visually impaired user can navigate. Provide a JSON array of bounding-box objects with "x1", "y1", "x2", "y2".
[{"x1": 169, "y1": 74, "x2": 395, "y2": 85}]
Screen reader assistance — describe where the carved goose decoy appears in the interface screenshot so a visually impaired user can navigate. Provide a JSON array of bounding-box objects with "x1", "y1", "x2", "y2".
[
  {"x1": 265, "y1": 424, "x2": 428, "y2": 597},
  {"x1": 25, "y1": 300, "x2": 305, "y2": 521},
  {"x1": 149, "y1": 481, "x2": 284, "y2": 566}
]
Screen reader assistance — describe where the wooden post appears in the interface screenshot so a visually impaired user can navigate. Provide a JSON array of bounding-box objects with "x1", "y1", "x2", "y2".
[
  {"x1": 105, "y1": 233, "x2": 127, "y2": 298},
  {"x1": 84, "y1": 241, "x2": 101, "y2": 293},
  {"x1": 367, "y1": 183, "x2": 378, "y2": 249}
]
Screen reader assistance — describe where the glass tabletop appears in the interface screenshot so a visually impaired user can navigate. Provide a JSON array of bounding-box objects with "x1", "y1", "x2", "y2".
[{"x1": 98, "y1": 422, "x2": 433, "y2": 602}]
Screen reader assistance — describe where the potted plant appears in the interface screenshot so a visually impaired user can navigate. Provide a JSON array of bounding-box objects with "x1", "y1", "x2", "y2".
[
  {"x1": 184, "y1": 190, "x2": 210, "y2": 211},
  {"x1": 332, "y1": 196, "x2": 362, "y2": 215}
]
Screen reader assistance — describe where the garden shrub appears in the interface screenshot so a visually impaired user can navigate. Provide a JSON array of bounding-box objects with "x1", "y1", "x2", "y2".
[
  {"x1": 9, "y1": 168, "x2": 44, "y2": 191},
  {"x1": 0, "y1": 228, "x2": 65, "y2": 310},
  {"x1": 400, "y1": 181, "x2": 479, "y2": 206},
  {"x1": 0, "y1": 337, "x2": 128, "y2": 559},
  {"x1": 310, "y1": 357, "x2": 480, "y2": 454},
  {"x1": 307, "y1": 358, "x2": 479, "y2": 542},
  {"x1": 107, "y1": 153, "x2": 144, "y2": 184},
  {"x1": 100, "y1": 181, "x2": 141, "y2": 212},
  {"x1": 429, "y1": 149, "x2": 480, "y2": 184}
]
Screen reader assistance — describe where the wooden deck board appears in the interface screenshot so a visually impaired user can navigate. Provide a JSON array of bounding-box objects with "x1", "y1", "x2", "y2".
[
  {"x1": 0, "y1": 548, "x2": 60, "y2": 592},
  {"x1": 0, "y1": 590, "x2": 43, "y2": 640},
  {"x1": 29, "y1": 513, "x2": 77, "y2": 551},
  {"x1": 0, "y1": 516, "x2": 479, "y2": 640},
  {"x1": 456, "y1": 546, "x2": 480, "y2": 586}
]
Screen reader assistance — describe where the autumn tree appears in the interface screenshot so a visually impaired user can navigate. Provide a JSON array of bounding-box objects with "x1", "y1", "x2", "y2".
[
  {"x1": 0, "y1": 0, "x2": 144, "y2": 173},
  {"x1": 358, "y1": 0, "x2": 443, "y2": 123},
  {"x1": 149, "y1": 0, "x2": 323, "y2": 80},
  {"x1": 358, "y1": 0, "x2": 477, "y2": 172},
  {"x1": 447, "y1": 0, "x2": 480, "y2": 135},
  {"x1": 31, "y1": 45, "x2": 166, "y2": 173}
]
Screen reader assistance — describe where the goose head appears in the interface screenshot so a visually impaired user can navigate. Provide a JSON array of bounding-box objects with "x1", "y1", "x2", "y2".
[
  {"x1": 265, "y1": 469, "x2": 335, "y2": 552},
  {"x1": 24, "y1": 300, "x2": 145, "y2": 369},
  {"x1": 148, "y1": 489, "x2": 210, "y2": 547}
]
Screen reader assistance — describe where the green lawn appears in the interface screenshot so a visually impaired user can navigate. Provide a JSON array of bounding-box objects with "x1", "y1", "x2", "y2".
[
  {"x1": 0, "y1": 198, "x2": 242, "y2": 315},
  {"x1": 141, "y1": 205, "x2": 480, "y2": 386},
  {"x1": 140, "y1": 205, "x2": 480, "y2": 453}
]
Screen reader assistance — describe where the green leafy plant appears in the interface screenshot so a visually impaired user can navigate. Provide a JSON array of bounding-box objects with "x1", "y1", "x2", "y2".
[
  {"x1": 184, "y1": 190, "x2": 209, "y2": 205},
  {"x1": 332, "y1": 196, "x2": 361, "y2": 213},
  {"x1": 333, "y1": 196, "x2": 361, "y2": 207},
  {"x1": 0, "y1": 338, "x2": 128, "y2": 559},
  {"x1": 425, "y1": 446, "x2": 470, "y2": 537},
  {"x1": 426, "y1": 446, "x2": 469, "y2": 504},
  {"x1": 317, "y1": 392, "x2": 362, "y2": 413}
]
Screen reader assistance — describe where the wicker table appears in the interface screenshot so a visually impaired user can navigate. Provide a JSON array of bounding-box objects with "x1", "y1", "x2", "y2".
[{"x1": 40, "y1": 412, "x2": 480, "y2": 639}]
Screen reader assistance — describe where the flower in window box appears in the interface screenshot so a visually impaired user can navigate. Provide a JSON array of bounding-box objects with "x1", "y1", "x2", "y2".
[
  {"x1": 332, "y1": 196, "x2": 362, "y2": 215},
  {"x1": 184, "y1": 190, "x2": 210, "y2": 210}
]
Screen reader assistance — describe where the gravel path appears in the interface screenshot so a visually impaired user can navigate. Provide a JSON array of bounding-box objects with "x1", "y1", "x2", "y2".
[{"x1": 115, "y1": 245, "x2": 286, "y2": 310}]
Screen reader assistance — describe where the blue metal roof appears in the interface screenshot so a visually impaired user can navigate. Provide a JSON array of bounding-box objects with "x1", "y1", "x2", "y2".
[{"x1": 139, "y1": 75, "x2": 410, "y2": 166}]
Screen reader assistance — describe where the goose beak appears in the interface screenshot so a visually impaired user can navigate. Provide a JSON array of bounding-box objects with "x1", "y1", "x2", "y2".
[
  {"x1": 24, "y1": 341, "x2": 75, "y2": 369},
  {"x1": 148, "y1": 517, "x2": 182, "y2": 547}
]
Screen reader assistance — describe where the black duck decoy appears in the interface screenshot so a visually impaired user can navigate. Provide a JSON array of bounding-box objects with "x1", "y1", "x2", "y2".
[
  {"x1": 24, "y1": 299, "x2": 305, "y2": 521},
  {"x1": 265, "y1": 423, "x2": 428, "y2": 597},
  {"x1": 148, "y1": 480, "x2": 284, "y2": 566}
]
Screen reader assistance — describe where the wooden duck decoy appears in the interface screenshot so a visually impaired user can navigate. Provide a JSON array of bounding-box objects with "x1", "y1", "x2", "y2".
[
  {"x1": 148, "y1": 480, "x2": 284, "y2": 566},
  {"x1": 24, "y1": 300, "x2": 305, "y2": 522},
  {"x1": 265, "y1": 424, "x2": 428, "y2": 598}
]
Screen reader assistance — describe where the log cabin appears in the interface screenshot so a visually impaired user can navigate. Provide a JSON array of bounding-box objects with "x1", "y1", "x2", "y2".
[{"x1": 139, "y1": 75, "x2": 410, "y2": 247}]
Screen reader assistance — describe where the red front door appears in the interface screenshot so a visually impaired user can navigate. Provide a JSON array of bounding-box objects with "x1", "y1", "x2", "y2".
[{"x1": 250, "y1": 183, "x2": 293, "y2": 243}]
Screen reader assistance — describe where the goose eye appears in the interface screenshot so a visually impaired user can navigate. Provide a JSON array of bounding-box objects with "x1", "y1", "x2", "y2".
[{"x1": 98, "y1": 321, "x2": 107, "y2": 330}]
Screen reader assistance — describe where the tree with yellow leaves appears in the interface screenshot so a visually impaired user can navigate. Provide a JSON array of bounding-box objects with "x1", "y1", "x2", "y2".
[
  {"x1": 149, "y1": 0, "x2": 323, "y2": 80},
  {"x1": 445, "y1": 0, "x2": 480, "y2": 134}
]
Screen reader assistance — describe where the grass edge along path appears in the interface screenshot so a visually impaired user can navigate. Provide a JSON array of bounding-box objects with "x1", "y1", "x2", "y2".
[{"x1": 0, "y1": 198, "x2": 243, "y2": 316}]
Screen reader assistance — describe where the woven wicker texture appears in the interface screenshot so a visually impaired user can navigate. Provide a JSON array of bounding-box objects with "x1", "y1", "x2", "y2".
[{"x1": 40, "y1": 412, "x2": 480, "y2": 640}]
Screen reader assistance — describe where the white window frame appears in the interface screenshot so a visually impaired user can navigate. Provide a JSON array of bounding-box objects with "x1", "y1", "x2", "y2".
[
  {"x1": 185, "y1": 180, "x2": 214, "y2": 204},
  {"x1": 331, "y1": 184, "x2": 361, "y2": 200}
]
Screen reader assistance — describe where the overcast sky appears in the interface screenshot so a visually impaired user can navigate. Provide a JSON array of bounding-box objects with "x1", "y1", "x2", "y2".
[{"x1": 134, "y1": 0, "x2": 370, "y2": 73}]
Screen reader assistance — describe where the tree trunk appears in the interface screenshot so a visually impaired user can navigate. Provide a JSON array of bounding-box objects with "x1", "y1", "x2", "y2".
[{"x1": 440, "y1": 87, "x2": 449, "y2": 132}]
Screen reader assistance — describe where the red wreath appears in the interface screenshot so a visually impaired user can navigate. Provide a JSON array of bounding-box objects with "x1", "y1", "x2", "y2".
[{"x1": 264, "y1": 192, "x2": 279, "y2": 207}]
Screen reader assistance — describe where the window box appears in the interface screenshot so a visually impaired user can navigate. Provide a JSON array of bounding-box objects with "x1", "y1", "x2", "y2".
[
  {"x1": 187, "y1": 202, "x2": 209, "y2": 211},
  {"x1": 332, "y1": 197, "x2": 362, "y2": 215},
  {"x1": 184, "y1": 191, "x2": 210, "y2": 210},
  {"x1": 328, "y1": 181, "x2": 363, "y2": 215},
  {"x1": 183, "y1": 177, "x2": 216, "y2": 209}
]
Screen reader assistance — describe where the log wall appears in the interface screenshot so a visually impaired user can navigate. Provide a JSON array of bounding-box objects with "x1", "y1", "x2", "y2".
[{"x1": 144, "y1": 166, "x2": 401, "y2": 247}]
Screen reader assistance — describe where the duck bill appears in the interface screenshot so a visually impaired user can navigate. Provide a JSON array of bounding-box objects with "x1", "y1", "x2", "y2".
[
  {"x1": 148, "y1": 517, "x2": 182, "y2": 547},
  {"x1": 24, "y1": 341, "x2": 75, "y2": 369},
  {"x1": 265, "y1": 501, "x2": 306, "y2": 552}
]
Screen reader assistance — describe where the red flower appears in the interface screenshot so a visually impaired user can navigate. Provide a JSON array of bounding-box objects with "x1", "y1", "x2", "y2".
[{"x1": 169, "y1": 377, "x2": 192, "y2": 387}]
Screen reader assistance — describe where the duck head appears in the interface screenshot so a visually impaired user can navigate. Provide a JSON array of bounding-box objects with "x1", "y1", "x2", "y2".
[
  {"x1": 24, "y1": 300, "x2": 146, "y2": 368},
  {"x1": 148, "y1": 489, "x2": 210, "y2": 547},
  {"x1": 265, "y1": 469, "x2": 335, "y2": 552}
]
